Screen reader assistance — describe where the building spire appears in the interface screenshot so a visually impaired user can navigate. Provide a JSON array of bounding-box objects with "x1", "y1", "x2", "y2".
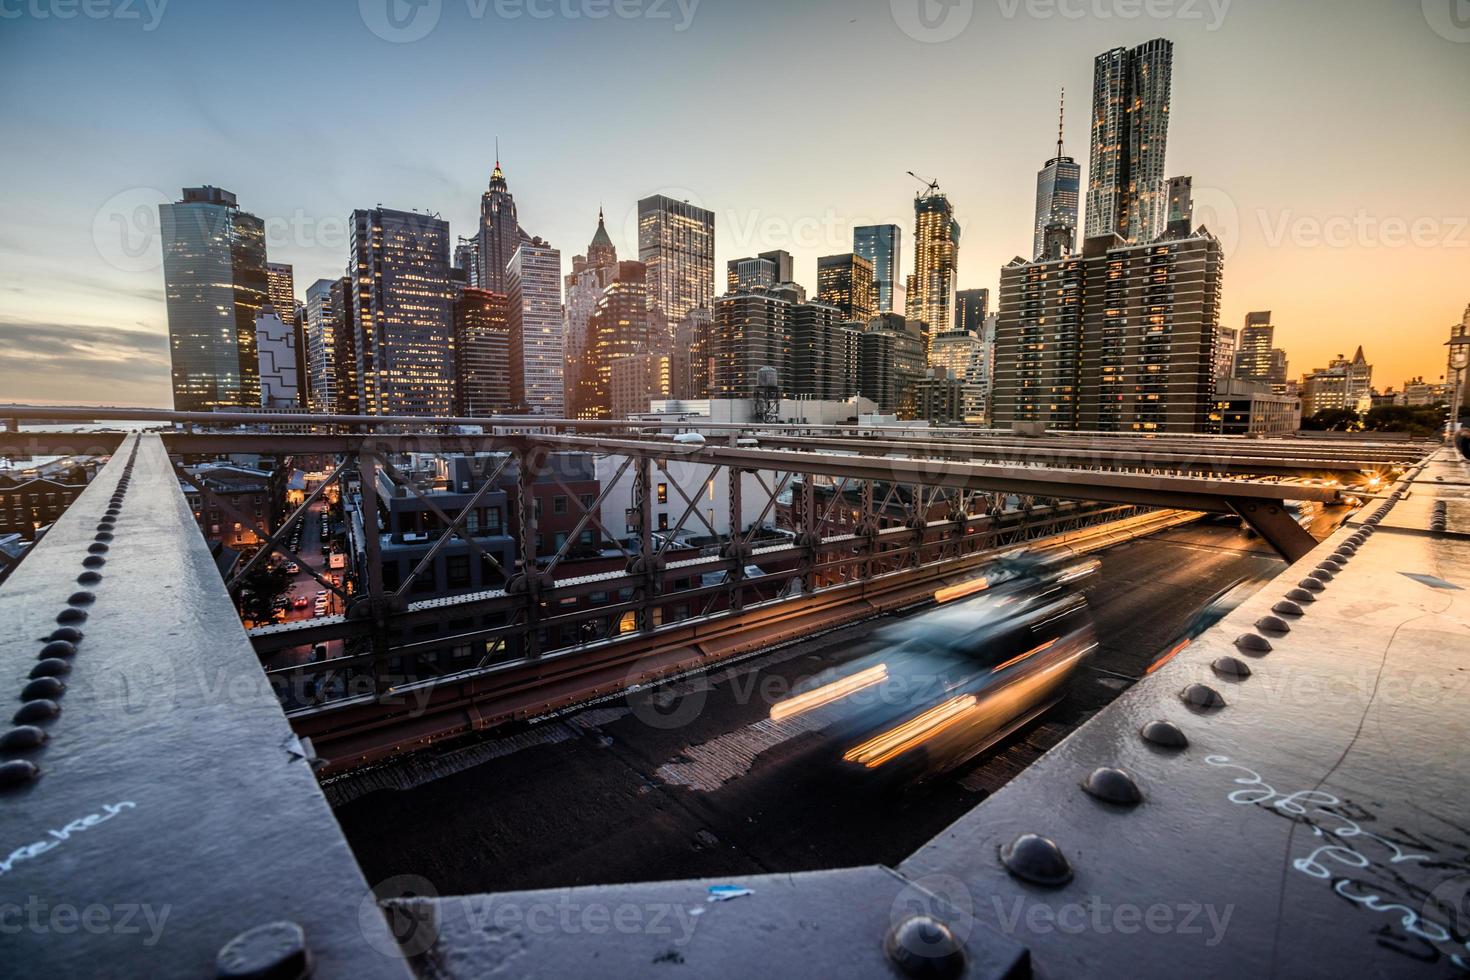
[
  {"x1": 488, "y1": 137, "x2": 506, "y2": 191},
  {"x1": 1056, "y1": 87, "x2": 1066, "y2": 159}
]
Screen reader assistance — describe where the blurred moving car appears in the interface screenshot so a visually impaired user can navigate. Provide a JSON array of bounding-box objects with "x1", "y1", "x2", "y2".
[
  {"x1": 770, "y1": 548, "x2": 1099, "y2": 784},
  {"x1": 1146, "y1": 573, "x2": 1272, "y2": 675}
]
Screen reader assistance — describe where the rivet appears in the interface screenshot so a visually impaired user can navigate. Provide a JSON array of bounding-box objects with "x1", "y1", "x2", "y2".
[
  {"x1": 67, "y1": 591, "x2": 96, "y2": 606},
  {"x1": 1273, "y1": 600, "x2": 1305, "y2": 617},
  {"x1": 95, "y1": 522, "x2": 114, "y2": 532},
  {"x1": 1297, "y1": 578, "x2": 1324, "y2": 593},
  {"x1": 0, "y1": 725, "x2": 47, "y2": 751},
  {"x1": 215, "y1": 921, "x2": 311, "y2": 980},
  {"x1": 86, "y1": 543, "x2": 108, "y2": 554},
  {"x1": 21, "y1": 677, "x2": 65, "y2": 701},
  {"x1": 1319, "y1": 559, "x2": 1343, "y2": 571},
  {"x1": 1309, "y1": 569, "x2": 1333, "y2": 582},
  {"x1": 30, "y1": 659, "x2": 71, "y2": 679},
  {"x1": 40, "y1": 640, "x2": 76, "y2": 658},
  {"x1": 47, "y1": 627, "x2": 82, "y2": 643},
  {"x1": 884, "y1": 915, "x2": 965, "y2": 980},
  {"x1": 77, "y1": 571, "x2": 102, "y2": 585},
  {"x1": 1211, "y1": 656, "x2": 1252, "y2": 679},
  {"x1": 999, "y1": 833, "x2": 1072, "y2": 886},
  {"x1": 13, "y1": 699, "x2": 60, "y2": 725},
  {"x1": 94, "y1": 532, "x2": 113, "y2": 542},
  {"x1": 82, "y1": 555, "x2": 105, "y2": 569},
  {"x1": 1234, "y1": 633, "x2": 1272, "y2": 653},
  {"x1": 1255, "y1": 615, "x2": 1291, "y2": 634},
  {"x1": 1285, "y1": 588, "x2": 1316, "y2": 603},
  {"x1": 1082, "y1": 766, "x2": 1142, "y2": 806},
  {"x1": 1182, "y1": 683, "x2": 1227, "y2": 709},
  {"x1": 1140, "y1": 719, "x2": 1188, "y2": 748},
  {"x1": 56, "y1": 608, "x2": 87, "y2": 625},
  {"x1": 0, "y1": 759, "x2": 40, "y2": 788}
]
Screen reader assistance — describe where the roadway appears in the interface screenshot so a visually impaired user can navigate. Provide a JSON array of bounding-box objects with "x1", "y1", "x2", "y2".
[{"x1": 331, "y1": 516, "x2": 1331, "y2": 897}]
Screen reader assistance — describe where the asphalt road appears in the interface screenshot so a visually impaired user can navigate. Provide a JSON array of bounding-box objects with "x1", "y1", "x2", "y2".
[{"x1": 332, "y1": 517, "x2": 1311, "y2": 897}]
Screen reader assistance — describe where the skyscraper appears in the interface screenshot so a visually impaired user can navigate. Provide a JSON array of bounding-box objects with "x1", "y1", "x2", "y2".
[
  {"x1": 853, "y1": 224, "x2": 902, "y2": 314},
  {"x1": 507, "y1": 236, "x2": 564, "y2": 415},
  {"x1": 1233, "y1": 311, "x2": 1289, "y2": 394},
  {"x1": 265, "y1": 263, "x2": 297, "y2": 328},
  {"x1": 727, "y1": 250, "x2": 794, "y2": 293},
  {"x1": 993, "y1": 229, "x2": 1223, "y2": 432},
  {"x1": 1085, "y1": 38, "x2": 1174, "y2": 244},
  {"x1": 254, "y1": 308, "x2": 301, "y2": 408},
  {"x1": 816, "y1": 253, "x2": 875, "y2": 322},
  {"x1": 266, "y1": 262, "x2": 309, "y2": 405},
  {"x1": 329, "y1": 276, "x2": 358, "y2": 416},
  {"x1": 564, "y1": 209, "x2": 620, "y2": 412},
  {"x1": 905, "y1": 186, "x2": 960, "y2": 334},
  {"x1": 158, "y1": 186, "x2": 268, "y2": 411},
  {"x1": 860, "y1": 314, "x2": 927, "y2": 417},
  {"x1": 1034, "y1": 90, "x2": 1081, "y2": 261},
  {"x1": 638, "y1": 194, "x2": 715, "y2": 345},
  {"x1": 454, "y1": 236, "x2": 480, "y2": 288},
  {"x1": 1166, "y1": 175, "x2": 1194, "y2": 238},
  {"x1": 304, "y1": 278, "x2": 340, "y2": 413},
  {"x1": 349, "y1": 207, "x2": 455, "y2": 417},
  {"x1": 954, "y1": 288, "x2": 989, "y2": 336},
  {"x1": 454, "y1": 287, "x2": 512, "y2": 417},
  {"x1": 477, "y1": 157, "x2": 521, "y2": 294},
  {"x1": 578, "y1": 261, "x2": 650, "y2": 419}
]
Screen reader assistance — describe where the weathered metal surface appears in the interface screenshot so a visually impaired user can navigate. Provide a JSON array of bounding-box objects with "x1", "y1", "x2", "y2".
[
  {"x1": 383, "y1": 866, "x2": 1028, "y2": 979},
  {"x1": 0, "y1": 434, "x2": 410, "y2": 978},
  {"x1": 901, "y1": 450, "x2": 1470, "y2": 976}
]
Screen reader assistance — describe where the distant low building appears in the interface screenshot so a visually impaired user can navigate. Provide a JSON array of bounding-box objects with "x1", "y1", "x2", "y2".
[
  {"x1": 1208, "y1": 380, "x2": 1301, "y2": 435},
  {"x1": 1299, "y1": 348, "x2": 1372, "y2": 417},
  {"x1": 0, "y1": 473, "x2": 88, "y2": 541}
]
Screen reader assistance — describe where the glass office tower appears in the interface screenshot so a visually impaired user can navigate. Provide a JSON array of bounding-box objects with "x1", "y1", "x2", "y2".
[
  {"x1": 158, "y1": 186, "x2": 269, "y2": 411},
  {"x1": 853, "y1": 224, "x2": 902, "y2": 314}
]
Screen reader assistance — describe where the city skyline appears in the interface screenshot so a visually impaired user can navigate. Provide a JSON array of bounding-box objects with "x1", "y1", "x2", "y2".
[{"x1": 0, "y1": 0, "x2": 1467, "y2": 406}]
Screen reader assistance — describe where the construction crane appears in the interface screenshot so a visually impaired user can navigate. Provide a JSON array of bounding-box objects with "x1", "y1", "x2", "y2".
[{"x1": 906, "y1": 171, "x2": 940, "y2": 195}]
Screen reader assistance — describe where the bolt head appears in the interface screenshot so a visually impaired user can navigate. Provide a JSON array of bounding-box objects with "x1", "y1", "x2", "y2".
[
  {"x1": 1000, "y1": 832, "x2": 1073, "y2": 886},
  {"x1": 1140, "y1": 719, "x2": 1188, "y2": 749},
  {"x1": 1211, "y1": 656, "x2": 1252, "y2": 679},
  {"x1": 1082, "y1": 766, "x2": 1143, "y2": 806},
  {"x1": 1255, "y1": 615, "x2": 1291, "y2": 634},
  {"x1": 0, "y1": 725, "x2": 47, "y2": 751},
  {"x1": 215, "y1": 921, "x2": 310, "y2": 980},
  {"x1": 885, "y1": 915, "x2": 966, "y2": 980},
  {"x1": 0, "y1": 759, "x2": 40, "y2": 788},
  {"x1": 13, "y1": 699, "x2": 60, "y2": 725},
  {"x1": 1182, "y1": 683, "x2": 1227, "y2": 710}
]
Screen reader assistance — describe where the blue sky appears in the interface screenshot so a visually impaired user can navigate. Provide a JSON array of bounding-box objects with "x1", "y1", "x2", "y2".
[{"x1": 1, "y1": 0, "x2": 1467, "y2": 405}]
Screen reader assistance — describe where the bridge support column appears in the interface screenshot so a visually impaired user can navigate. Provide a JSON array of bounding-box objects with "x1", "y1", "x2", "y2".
[
  {"x1": 357, "y1": 450, "x2": 392, "y2": 694},
  {"x1": 1228, "y1": 498, "x2": 1318, "y2": 562}
]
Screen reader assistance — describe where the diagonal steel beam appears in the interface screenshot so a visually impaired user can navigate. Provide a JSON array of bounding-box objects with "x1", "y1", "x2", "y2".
[
  {"x1": 176, "y1": 462, "x2": 347, "y2": 601},
  {"x1": 226, "y1": 457, "x2": 350, "y2": 590},
  {"x1": 388, "y1": 453, "x2": 513, "y2": 601}
]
